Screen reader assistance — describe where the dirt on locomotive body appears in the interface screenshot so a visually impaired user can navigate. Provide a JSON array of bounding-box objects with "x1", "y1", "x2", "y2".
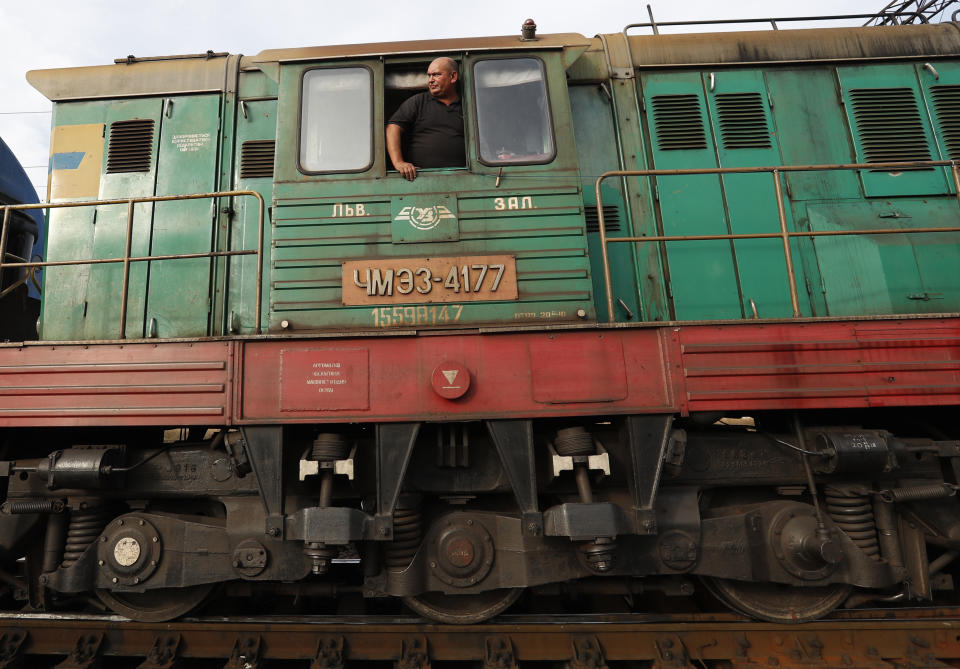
[{"x1": 0, "y1": 15, "x2": 959, "y2": 624}]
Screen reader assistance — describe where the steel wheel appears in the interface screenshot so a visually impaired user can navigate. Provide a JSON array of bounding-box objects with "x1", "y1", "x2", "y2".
[
  {"x1": 403, "y1": 588, "x2": 522, "y2": 624},
  {"x1": 701, "y1": 577, "x2": 851, "y2": 623},
  {"x1": 96, "y1": 584, "x2": 215, "y2": 622}
]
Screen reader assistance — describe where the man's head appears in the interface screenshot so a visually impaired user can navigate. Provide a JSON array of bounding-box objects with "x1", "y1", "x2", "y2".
[{"x1": 427, "y1": 57, "x2": 459, "y2": 102}]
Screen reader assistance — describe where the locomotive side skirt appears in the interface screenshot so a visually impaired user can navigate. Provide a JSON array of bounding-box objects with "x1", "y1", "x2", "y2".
[{"x1": 0, "y1": 317, "x2": 957, "y2": 427}]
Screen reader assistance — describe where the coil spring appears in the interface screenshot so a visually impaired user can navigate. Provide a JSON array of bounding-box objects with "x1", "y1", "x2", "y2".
[
  {"x1": 880, "y1": 483, "x2": 957, "y2": 503},
  {"x1": 824, "y1": 487, "x2": 879, "y2": 560},
  {"x1": 61, "y1": 507, "x2": 112, "y2": 568},
  {"x1": 4, "y1": 499, "x2": 64, "y2": 514},
  {"x1": 555, "y1": 427, "x2": 595, "y2": 457},
  {"x1": 385, "y1": 507, "x2": 422, "y2": 570},
  {"x1": 312, "y1": 433, "x2": 349, "y2": 462}
]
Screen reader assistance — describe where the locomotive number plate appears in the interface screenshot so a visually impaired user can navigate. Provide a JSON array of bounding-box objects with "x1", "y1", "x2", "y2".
[{"x1": 342, "y1": 255, "x2": 518, "y2": 306}]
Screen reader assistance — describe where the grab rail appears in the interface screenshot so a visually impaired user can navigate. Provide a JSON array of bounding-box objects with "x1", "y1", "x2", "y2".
[
  {"x1": 594, "y1": 161, "x2": 960, "y2": 323},
  {"x1": 0, "y1": 190, "x2": 266, "y2": 337}
]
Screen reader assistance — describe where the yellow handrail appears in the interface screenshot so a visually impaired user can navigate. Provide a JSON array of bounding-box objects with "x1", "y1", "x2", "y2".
[
  {"x1": 594, "y1": 160, "x2": 960, "y2": 323},
  {"x1": 0, "y1": 190, "x2": 266, "y2": 337}
]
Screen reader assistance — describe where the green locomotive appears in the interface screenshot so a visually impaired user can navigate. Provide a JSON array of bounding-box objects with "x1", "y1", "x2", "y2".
[{"x1": 0, "y1": 17, "x2": 957, "y2": 624}]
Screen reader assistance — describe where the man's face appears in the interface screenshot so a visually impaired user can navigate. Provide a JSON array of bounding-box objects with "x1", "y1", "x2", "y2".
[{"x1": 427, "y1": 59, "x2": 458, "y2": 99}]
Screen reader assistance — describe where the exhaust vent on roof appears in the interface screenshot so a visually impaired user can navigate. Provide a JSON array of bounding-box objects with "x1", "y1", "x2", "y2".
[
  {"x1": 106, "y1": 119, "x2": 155, "y2": 173},
  {"x1": 715, "y1": 92, "x2": 772, "y2": 150},
  {"x1": 240, "y1": 140, "x2": 276, "y2": 179},
  {"x1": 849, "y1": 88, "x2": 932, "y2": 167},
  {"x1": 651, "y1": 94, "x2": 707, "y2": 151}
]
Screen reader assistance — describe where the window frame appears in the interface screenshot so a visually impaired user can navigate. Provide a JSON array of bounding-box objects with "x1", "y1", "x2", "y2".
[
  {"x1": 297, "y1": 64, "x2": 375, "y2": 175},
  {"x1": 471, "y1": 55, "x2": 557, "y2": 167}
]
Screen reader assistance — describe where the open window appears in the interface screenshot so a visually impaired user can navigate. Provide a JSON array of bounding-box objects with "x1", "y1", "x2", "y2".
[
  {"x1": 299, "y1": 66, "x2": 373, "y2": 173},
  {"x1": 474, "y1": 57, "x2": 555, "y2": 165}
]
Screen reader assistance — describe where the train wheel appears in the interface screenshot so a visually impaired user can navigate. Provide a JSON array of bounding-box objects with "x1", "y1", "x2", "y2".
[
  {"x1": 96, "y1": 584, "x2": 215, "y2": 622},
  {"x1": 701, "y1": 577, "x2": 851, "y2": 623},
  {"x1": 403, "y1": 588, "x2": 522, "y2": 624}
]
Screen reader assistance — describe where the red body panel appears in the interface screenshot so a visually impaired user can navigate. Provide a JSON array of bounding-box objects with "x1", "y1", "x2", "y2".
[
  {"x1": 0, "y1": 341, "x2": 235, "y2": 427},
  {"x1": 0, "y1": 318, "x2": 956, "y2": 427}
]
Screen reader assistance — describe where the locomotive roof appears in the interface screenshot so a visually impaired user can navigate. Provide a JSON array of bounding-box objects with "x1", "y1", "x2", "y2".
[{"x1": 26, "y1": 22, "x2": 960, "y2": 101}]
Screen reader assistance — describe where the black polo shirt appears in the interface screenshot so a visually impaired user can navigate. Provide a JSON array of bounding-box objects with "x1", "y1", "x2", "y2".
[{"x1": 388, "y1": 91, "x2": 465, "y2": 168}]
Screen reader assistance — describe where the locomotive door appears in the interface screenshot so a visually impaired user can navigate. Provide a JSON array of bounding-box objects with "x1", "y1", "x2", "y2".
[
  {"x1": 640, "y1": 72, "x2": 741, "y2": 320},
  {"x1": 91, "y1": 99, "x2": 163, "y2": 340},
  {"x1": 229, "y1": 99, "x2": 277, "y2": 334},
  {"x1": 640, "y1": 70, "x2": 802, "y2": 320},
  {"x1": 146, "y1": 94, "x2": 222, "y2": 338},
  {"x1": 703, "y1": 70, "x2": 804, "y2": 319}
]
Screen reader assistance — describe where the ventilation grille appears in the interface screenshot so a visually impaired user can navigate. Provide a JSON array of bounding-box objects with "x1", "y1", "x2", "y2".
[
  {"x1": 849, "y1": 88, "x2": 932, "y2": 166},
  {"x1": 931, "y1": 84, "x2": 960, "y2": 160},
  {"x1": 106, "y1": 119, "x2": 155, "y2": 173},
  {"x1": 585, "y1": 205, "x2": 621, "y2": 233},
  {"x1": 715, "y1": 92, "x2": 772, "y2": 149},
  {"x1": 241, "y1": 140, "x2": 276, "y2": 179},
  {"x1": 651, "y1": 95, "x2": 707, "y2": 151}
]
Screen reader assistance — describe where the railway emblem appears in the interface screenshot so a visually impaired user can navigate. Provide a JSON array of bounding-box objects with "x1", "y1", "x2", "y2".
[{"x1": 394, "y1": 205, "x2": 456, "y2": 231}]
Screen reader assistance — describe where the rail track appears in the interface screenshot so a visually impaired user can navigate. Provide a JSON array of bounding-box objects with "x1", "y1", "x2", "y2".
[{"x1": 2, "y1": 608, "x2": 960, "y2": 668}]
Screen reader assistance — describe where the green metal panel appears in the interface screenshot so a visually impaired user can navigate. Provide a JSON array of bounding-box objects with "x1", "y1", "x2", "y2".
[
  {"x1": 915, "y1": 60, "x2": 960, "y2": 194},
  {"x1": 146, "y1": 94, "x2": 221, "y2": 338},
  {"x1": 808, "y1": 199, "x2": 960, "y2": 315},
  {"x1": 229, "y1": 99, "x2": 276, "y2": 334},
  {"x1": 704, "y1": 70, "x2": 808, "y2": 319},
  {"x1": 268, "y1": 52, "x2": 594, "y2": 332},
  {"x1": 640, "y1": 72, "x2": 741, "y2": 320},
  {"x1": 40, "y1": 102, "x2": 105, "y2": 340},
  {"x1": 838, "y1": 64, "x2": 949, "y2": 197},
  {"x1": 568, "y1": 84, "x2": 643, "y2": 324},
  {"x1": 87, "y1": 99, "x2": 162, "y2": 339},
  {"x1": 764, "y1": 69, "x2": 861, "y2": 201}
]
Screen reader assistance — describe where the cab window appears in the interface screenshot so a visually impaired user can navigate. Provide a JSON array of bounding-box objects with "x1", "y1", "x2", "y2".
[
  {"x1": 474, "y1": 58, "x2": 555, "y2": 165},
  {"x1": 299, "y1": 67, "x2": 372, "y2": 173}
]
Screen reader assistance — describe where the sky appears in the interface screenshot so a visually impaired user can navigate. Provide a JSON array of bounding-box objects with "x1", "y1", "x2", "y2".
[{"x1": 0, "y1": 0, "x2": 919, "y2": 199}]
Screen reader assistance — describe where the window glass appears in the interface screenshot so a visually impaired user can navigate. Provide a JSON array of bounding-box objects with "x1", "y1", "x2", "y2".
[
  {"x1": 474, "y1": 58, "x2": 555, "y2": 164},
  {"x1": 300, "y1": 67, "x2": 372, "y2": 172}
]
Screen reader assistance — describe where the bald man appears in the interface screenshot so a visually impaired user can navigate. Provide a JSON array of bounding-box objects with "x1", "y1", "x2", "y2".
[{"x1": 386, "y1": 57, "x2": 465, "y2": 181}]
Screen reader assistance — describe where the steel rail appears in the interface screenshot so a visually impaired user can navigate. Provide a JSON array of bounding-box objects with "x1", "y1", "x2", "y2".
[
  {"x1": 0, "y1": 190, "x2": 266, "y2": 336},
  {"x1": 594, "y1": 160, "x2": 960, "y2": 323},
  {"x1": 2, "y1": 609, "x2": 960, "y2": 666}
]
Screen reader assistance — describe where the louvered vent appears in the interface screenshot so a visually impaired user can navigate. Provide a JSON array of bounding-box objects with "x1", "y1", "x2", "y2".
[
  {"x1": 651, "y1": 95, "x2": 707, "y2": 151},
  {"x1": 106, "y1": 119, "x2": 155, "y2": 173},
  {"x1": 585, "y1": 205, "x2": 621, "y2": 233},
  {"x1": 849, "y1": 88, "x2": 932, "y2": 166},
  {"x1": 715, "y1": 92, "x2": 772, "y2": 149},
  {"x1": 240, "y1": 140, "x2": 276, "y2": 179},
  {"x1": 931, "y1": 85, "x2": 960, "y2": 160}
]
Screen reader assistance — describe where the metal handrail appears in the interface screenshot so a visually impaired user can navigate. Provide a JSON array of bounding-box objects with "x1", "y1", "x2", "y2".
[
  {"x1": 594, "y1": 160, "x2": 960, "y2": 323},
  {"x1": 0, "y1": 190, "x2": 266, "y2": 337},
  {"x1": 624, "y1": 13, "x2": 899, "y2": 35}
]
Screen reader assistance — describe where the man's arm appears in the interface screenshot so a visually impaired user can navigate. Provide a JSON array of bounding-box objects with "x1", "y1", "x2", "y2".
[{"x1": 386, "y1": 124, "x2": 417, "y2": 181}]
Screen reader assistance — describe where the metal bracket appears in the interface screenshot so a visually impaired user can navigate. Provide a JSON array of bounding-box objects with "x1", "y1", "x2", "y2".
[
  {"x1": 55, "y1": 633, "x2": 103, "y2": 669},
  {"x1": 0, "y1": 632, "x2": 26, "y2": 669},
  {"x1": 621, "y1": 415, "x2": 674, "y2": 534},
  {"x1": 224, "y1": 636, "x2": 262, "y2": 669},
  {"x1": 396, "y1": 636, "x2": 430, "y2": 669},
  {"x1": 486, "y1": 420, "x2": 542, "y2": 536},
  {"x1": 311, "y1": 637, "x2": 345, "y2": 669},
  {"x1": 375, "y1": 423, "x2": 421, "y2": 541},
  {"x1": 609, "y1": 67, "x2": 634, "y2": 79},
  {"x1": 138, "y1": 633, "x2": 181, "y2": 669},
  {"x1": 241, "y1": 427, "x2": 285, "y2": 539},
  {"x1": 484, "y1": 637, "x2": 518, "y2": 669},
  {"x1": 652, "y1": 636, "x2": 694, "y2": 669},
  {"x1": 567, "y1": 636, "x2": 608, "y2": 669}
]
